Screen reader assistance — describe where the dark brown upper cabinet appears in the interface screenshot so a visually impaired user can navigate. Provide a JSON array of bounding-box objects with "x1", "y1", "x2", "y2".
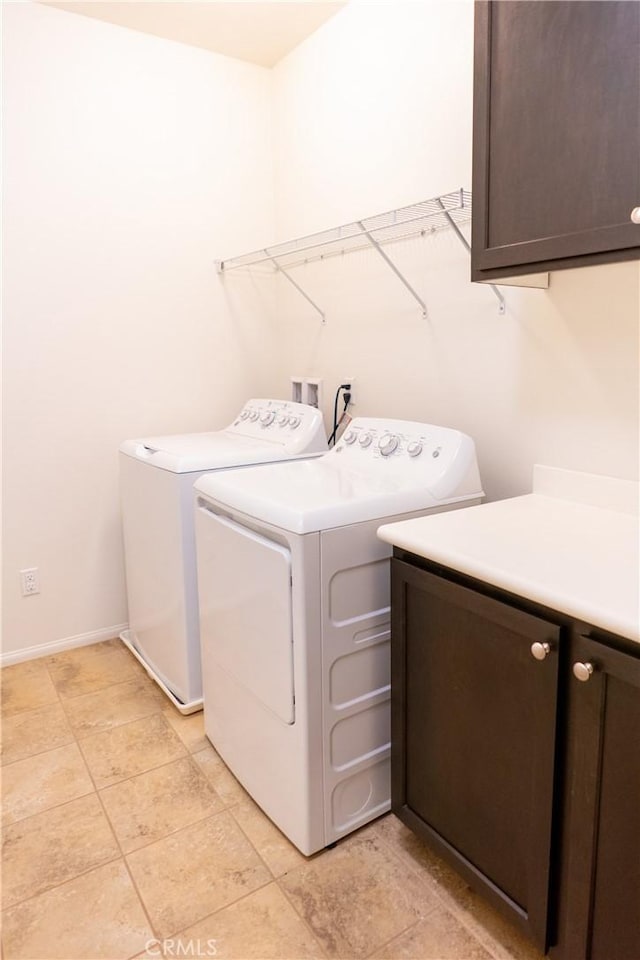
[{"x1": 471, "y1": 1, "x2": 640, "y2": 281}]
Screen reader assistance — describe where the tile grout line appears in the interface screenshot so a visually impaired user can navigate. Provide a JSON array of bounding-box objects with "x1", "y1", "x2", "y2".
[
  {"x1": 149, "y1": 876, "x2": 277, "y2": 949},
  {"x1": 17, "y1": 647, "x2": 161, "y2": 942},
  {"x1": 70, "y1": 652, "x2": 228, "y2": 947},
  {"x1": 43, "y1": 641, "x2": 139, "y2": 699},
  {"x1": 273, "y1": 875, "x2": 332, "y2": 960},
  {"x1": 74, "y1": 713, "x2": 190, "y2": 789},
  {"x1": 98, "y1": 757, "x2": 290, "y2": 951},
  {"x1": 15, "y1": 682, "x2": 356, "y2": 943},
  {"x1": 96, "y1": 750, "x2": 213, "y2": 800},
  {"x1": 67, "y1": 685, "x2": 161, "y2": 944},
  {"x1": 368, "y1": 822, "x2": 511, "y2": 960},
  {"x1": 2, "y1": 697, "x2": 180, "y2": 828},
  {"x1": 2, "y1": 651, "x2": 523, "y2": 960},
  {"x1": 360, "y1": 916, "x2": 428, "y2": 960},
  {"x1": 1, "y1": 733, "x2": 80, "y2": 773},
  {"x1": 271, "y1": 828, "x2": 443, "y2": 960},
  {"x1": 103, "y1": 789, "x2": 236, "y2": 858},
  {"x1": 60, "y1": 700, "x2": 166, "y2": 742},
  {"x1": 225, "y1": 801, "x2": 303, "y2": 885},
  {"x1": 1, "y1": 852, "x2": 125, "y2": 917},
  {"x1": 1, "y1": 758, "x2": 122, "y2": 913},
  {"x1": 135, "y1": 793, "x2": 327, "y2": 955},
  {"x1": 122, "y1": 806, "x2": 277, "y2": 946}
]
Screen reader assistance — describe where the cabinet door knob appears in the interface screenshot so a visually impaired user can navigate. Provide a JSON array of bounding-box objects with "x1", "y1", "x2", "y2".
[
  {"x1": 531, "y1": 641, "x2": 551, "y2": 660},
  {"x1": 573, "y1": 661, "x2": 595, "y2": 682},
  {"x1": 631, "y1": 207, "x2": 640, "y2": 224}
]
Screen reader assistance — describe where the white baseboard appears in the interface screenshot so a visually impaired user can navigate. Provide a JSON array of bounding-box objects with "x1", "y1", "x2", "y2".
[{"x1": 0, "y1": 624, "x2": 129, "y2": 667}]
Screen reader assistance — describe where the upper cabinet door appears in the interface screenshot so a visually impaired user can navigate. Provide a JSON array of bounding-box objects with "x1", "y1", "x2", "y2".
[{"x1": 472, "y1": 1, "x2": 640, "y2": 280}]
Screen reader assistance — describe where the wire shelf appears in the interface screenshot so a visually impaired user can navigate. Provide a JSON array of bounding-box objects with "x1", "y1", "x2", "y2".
[
  {"x1": 218, "y1": 189, "x2": 472, "y2": 272},
  {"x1": 216, "y1": 188, "x2": 503, "y2": 320}
]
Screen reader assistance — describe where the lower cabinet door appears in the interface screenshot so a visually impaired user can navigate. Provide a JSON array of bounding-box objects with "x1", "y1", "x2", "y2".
[
  {"x1": 391, "y1": 560, "x2": 561, "y2": 950},
  {"x1": 554, "y1": 634, "x2": 640, "y2": 960}
]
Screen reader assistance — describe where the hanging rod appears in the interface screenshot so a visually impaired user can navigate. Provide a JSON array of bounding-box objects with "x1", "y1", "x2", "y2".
[{"x1": 216, "y1": 188, "x2": 505, "y2": 318}]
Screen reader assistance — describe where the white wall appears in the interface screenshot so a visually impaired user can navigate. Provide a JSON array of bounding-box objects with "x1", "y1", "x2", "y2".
[
  {"x1": 271, "y1": 0, "x2": 640, "y2": 500},
  {"x1": 2, "y1": 2, "x2": 279, "y2": 660},
  {"x1": 3, "y1": 0, "x2": 638, "y2": 660}
]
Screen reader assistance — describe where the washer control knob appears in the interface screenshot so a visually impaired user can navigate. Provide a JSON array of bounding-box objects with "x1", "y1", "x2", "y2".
[
  {"x1": 260, "y1": 411, "x2": 275, "y2": 426},
  {"x1": 407, "y1": 441, "x2": 423, "y2": 458},
  {"x1": 378, "y1": 434, "x2": 399, "y2": 456},
  {"x1": 248, "y1": 410, "x2": 259, "y2": 422},
  {"x1": 359, "y1": 433, "x2": 373, "y2": 447},
  {"x1": 277, "y1": 414, "x2": 289, "y2": 427},
  {"x1": 343, "y1": 431, "x2": 357, "y2": 444},
  {"x1": 289, "y1": 416, "x2": 301, "y2": 429}
]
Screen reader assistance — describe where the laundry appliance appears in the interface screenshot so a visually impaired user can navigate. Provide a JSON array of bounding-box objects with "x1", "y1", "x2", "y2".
[
  {"x1": 194, "y1": 417, "x2": 483, "y2": 853},
  {"x1": 119, "y1": 399, "x2": 327, "y2": 714}
]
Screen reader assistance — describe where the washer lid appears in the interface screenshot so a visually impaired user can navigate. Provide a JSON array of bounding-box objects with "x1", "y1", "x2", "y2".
[
  {"x1": 119, "y1": 398, "x2": 327, "y2": 473},
  {"x1": 194, "y1": 418, "x2": 483, "y2": 533},
  {"x1": 120, "y1": 431, "x2": 292, "y2": 474}
]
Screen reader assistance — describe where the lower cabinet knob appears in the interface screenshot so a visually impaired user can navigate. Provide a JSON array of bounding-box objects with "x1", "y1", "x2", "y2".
[
  {"x1": 531, "y1": 641, "x2": 551, "y2": 661},
  {"x1": 573, "y1": 661, "x2": 595, "y2": 682}
]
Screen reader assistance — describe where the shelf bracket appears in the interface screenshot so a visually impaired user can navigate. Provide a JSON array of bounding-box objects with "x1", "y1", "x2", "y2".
[
  {"x1": 436, "y1": 196, "x2": 506, "y2": 315},
  {"x1": 356, "y1": 221, "x2": 428, "y2": 318},
  {"x1": 265, "y1": 248, "x2": 326, "y2": 323}
]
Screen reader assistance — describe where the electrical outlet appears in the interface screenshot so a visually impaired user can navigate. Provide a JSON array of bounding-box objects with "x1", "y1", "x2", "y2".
[
  {"x1": 20, "y1": 568, "x2": 40, "y2": 596},
  {"x1": 342, "y1": 378, "x2": 355, "y2": 406}
]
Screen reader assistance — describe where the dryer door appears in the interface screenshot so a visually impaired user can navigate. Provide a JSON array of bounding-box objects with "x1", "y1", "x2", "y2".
[{"x1": 196, "y1": 504, "x2": 295, "y2": 724}]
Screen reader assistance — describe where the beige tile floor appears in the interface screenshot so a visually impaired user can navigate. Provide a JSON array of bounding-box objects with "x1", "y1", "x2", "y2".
[{"x1": 1, "y1": 640, "x2": 546, "y2": 960}]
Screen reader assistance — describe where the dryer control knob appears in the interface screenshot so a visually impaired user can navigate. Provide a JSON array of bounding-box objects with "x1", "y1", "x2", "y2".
[
  {"x1": 260, "y1": 411, "x2": 275, "y2": 426},
  {"x1": 407, "y1": 441, "x2": 423, "y2": 458},
  {"x1": 378, "y1": 434, "x2": 399, "y2": 456},
  {"x1": 343, "y1": 430, "x2": 357, "y2": 444},
  {"x1": 248, "y1": 411, "x2": 259, "y2": 422},
  {"x1": 239, "y1": 410, "x2": 250, "y2": 420},
  {"x1": 277, "y1": 414, "x2": 289, "y2": 426},
  {"x1": 359, "y1": 433, "x2": 373, "y2": 447},
  {"x1": 289, "y1": 416, "x2": 301, "y2": 429}
]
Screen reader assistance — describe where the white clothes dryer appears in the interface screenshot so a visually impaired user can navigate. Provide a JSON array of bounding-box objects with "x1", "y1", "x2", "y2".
[
  {"x1": 194, "y1": 417, "x2": 483, "y2": 853},
  {"x1": 119, "y1": 399, "x2": 327, "y2": 714}
]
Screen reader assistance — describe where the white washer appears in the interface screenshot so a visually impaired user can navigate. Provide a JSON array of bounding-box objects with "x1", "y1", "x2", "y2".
[
  {"x1": 119, "y1": 399, "x2": 327, "y2": 714},
  {"x1": 194, "y1": 417, "x2": 483, "y2": 853}
]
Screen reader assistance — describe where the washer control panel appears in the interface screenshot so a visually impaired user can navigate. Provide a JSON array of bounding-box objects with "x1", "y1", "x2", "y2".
[{"x1": 227, "y1": 399, "x2": 327, "y2": 452}]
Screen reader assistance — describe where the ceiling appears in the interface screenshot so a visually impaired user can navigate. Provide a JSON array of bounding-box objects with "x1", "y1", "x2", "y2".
[{"x1": 42, "y1": 1, "x2": 347, "y2": 68}]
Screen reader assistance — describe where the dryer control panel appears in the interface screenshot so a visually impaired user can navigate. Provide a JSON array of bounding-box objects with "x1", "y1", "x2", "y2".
[{"x1": 330, "y1": 417, "x2": 481, "y2": 501}]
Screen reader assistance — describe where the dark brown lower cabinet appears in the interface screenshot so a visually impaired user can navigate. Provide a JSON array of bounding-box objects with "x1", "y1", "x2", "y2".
[
  {"x1": 391, "y1": 559, "x2": 561, "y2": 950},
  {"x1": 391, "y1": 555, "x2": 640, "y2": 959},
  {"x1": 552, "y1": 634, "x2": 640, "y2": 960}
]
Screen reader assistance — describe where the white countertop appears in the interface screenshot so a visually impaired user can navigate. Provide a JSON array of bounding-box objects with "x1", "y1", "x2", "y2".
[{"x1": 377, "y1": 466, "x2": 640, "y2": 643}]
